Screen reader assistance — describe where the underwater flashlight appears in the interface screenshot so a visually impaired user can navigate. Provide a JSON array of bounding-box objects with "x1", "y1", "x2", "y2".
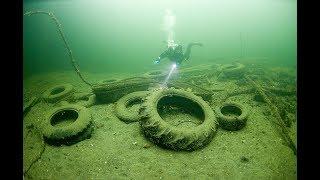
[
  {"x1": 172, "y1": 63, "x2": 177, "y2": 69},
  {"x1": 162, "y1": 63, "x2": 178, "y2": 87}
]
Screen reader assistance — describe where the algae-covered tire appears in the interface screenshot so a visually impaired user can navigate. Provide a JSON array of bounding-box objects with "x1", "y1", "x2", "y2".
[
  {"x1": 221, "y1": 62, "x2": 245, "y2": 78},
  {"x1": 42, "y1": 104, "x2": 93, "y2": 145},
  {"x1": 99, "y1": 78, "x2": 120, "y2": 84},
  {"x1": 139, "y1": 88, "x2": 218, "y2": 151},
  {"x1": 42, "y1": 84, "x2": 74, "y2": 103},
  {"x1": 75, "y1": 94, "x2": 96, "y2": 108},
  {"x1": 114, "y1": 91, "x2": 148, "y2": 123},
  {"x1": 215, "y1": 102, "x2": 248, "y2": 131},
  {"x1": 143, "y1": 70, "x2": 167, "y2": 79}
]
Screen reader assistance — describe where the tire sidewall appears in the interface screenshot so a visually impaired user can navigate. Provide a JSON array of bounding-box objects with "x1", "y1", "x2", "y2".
[
  {"x1": 115, "y1": 91, "x2": 147, "y2": 123},
  {"x1": 140, "y1": 88, "x2": 217, "y2": 150},
  {"x1": 43, "y1": 84, "x2": 74, "y2": 103},
  {"x1": 215, "y1": 102, "x2": 249, "y2": 131},
  {"x1": 42, "y1": 104, "x2": 92, "y2": 140}
]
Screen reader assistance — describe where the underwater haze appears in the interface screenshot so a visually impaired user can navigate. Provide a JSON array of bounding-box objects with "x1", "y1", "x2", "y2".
[
  {"x1": 23, "y1": 0, "x2": 297, "y2": 179},
  {"x1": 23, "y1": 0, "x2": 296, "y2": 77}
]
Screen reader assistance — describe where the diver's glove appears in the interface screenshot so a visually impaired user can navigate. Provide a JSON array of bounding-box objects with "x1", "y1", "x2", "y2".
[{"x1": 154, "y1": 57, "x2": 160, "y2": 64}]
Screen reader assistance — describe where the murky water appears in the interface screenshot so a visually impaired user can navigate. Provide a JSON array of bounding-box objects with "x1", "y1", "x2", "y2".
[{"x1": 23, "y1": 0, "x2": 297, "y2": 179}]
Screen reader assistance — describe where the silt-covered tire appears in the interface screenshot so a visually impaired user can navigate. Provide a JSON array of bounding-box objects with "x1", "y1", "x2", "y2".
[
  {"x1": 42, "y1": 104, "x2": 93, "y2": 145},
  {"x1": 139, "y1": 88, "x2": 218, "y2": 151},
  {"x1": 218, "y1": 62, "x2": 245, "y2": 79},
  {"x1": 215, "y1": 102, "x2": 249, "y2": 131},
  {"x1": 42, "y1": 84, "x2": 74, "y2": 103},
  {"x1": 143, "y1": 70, "x2": 167, "y2": 80},
  {"x1": 114, "y1": 91, "x2": 148, "y2": 123},
  {"x1": 74, "y1": 94, "x2": 96, "y2": 108}
]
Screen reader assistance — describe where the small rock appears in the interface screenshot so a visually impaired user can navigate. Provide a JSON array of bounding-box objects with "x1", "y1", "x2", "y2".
[
  {"x1": 133, "y1": 142, "x2": 137, "y2": 145},
  {"x1": 143, "y1": 143, "x2": 152, "y2": 149},
  {"x1": 96, "y1": 123, "x2": 104, "y2": 129},
  {"x1": 240, "y1": 156, "x2": 249, "y2": 163}
]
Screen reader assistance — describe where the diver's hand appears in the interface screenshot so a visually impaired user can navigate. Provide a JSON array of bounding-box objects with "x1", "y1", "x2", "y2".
[{"x1": 154, "y1": 57, "x2": 160, "y2": 64}]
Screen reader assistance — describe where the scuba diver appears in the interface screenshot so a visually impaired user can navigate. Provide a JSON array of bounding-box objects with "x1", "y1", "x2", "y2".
[{"x1": 154, "y1": 40, "x2": 203, "y2": 66}]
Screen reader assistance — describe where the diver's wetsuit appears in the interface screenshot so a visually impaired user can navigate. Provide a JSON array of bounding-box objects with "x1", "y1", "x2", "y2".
[{"x1": 155, "y1": 42, "x2": 203, "y2": 65}]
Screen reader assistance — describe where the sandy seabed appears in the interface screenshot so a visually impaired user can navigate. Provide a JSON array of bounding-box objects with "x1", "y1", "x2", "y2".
[{"x1": 23, "y1": 61, "x2": 297, "y2": 179}]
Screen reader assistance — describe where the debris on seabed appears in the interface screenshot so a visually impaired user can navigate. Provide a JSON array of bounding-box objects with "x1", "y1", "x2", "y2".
[{"x1": 143, "y1": 143, "x2": 152, "y2": 149}]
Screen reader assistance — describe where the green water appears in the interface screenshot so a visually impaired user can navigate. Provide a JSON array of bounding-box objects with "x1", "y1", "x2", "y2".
[
  {"x1": 23, "y1": 0, "x2": 297, "y2": 179},
  {"x1": 23, "y1": 0, "x2": 296, "y2": 77}
]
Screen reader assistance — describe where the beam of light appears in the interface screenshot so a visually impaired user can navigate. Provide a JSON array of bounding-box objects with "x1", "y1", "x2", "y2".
[{"x1": 161, "y1": 63, "x2": 177, "y2": 88}]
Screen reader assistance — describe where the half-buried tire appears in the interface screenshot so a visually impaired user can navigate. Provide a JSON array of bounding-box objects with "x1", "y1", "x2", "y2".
[
  {"x1": 42, "y1": 104, "x2": 93, "y2": 146},
  {"x1": 42, "y1": 84, "x2": 74, "y2": 103},
  {"x1": 74, "y1": 93, "x2": 97, "y2": 108},
  {"x1": 99, "y1": 78, "x2": 120, "y2": 84},
  {"x1": 143, "y1": 70, "x2": 167, "y2": 80},
  {"x1": 139, "y1": 88, "x2": 218, "y2": 151},
  {"x1": 114, "y1": 91, "x2": 148, "y2": 123},
  {"x1": 218, "y1": 62, "x2": 245, "y2": 79},
  {"x1": 215, "y1": 102, "x2": 249, "y2": 131}
]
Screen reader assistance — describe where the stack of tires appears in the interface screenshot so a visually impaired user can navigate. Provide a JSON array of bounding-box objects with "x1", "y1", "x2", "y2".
[{"x1": 41, "y1": 84, "x2": 96, "y2": 146}]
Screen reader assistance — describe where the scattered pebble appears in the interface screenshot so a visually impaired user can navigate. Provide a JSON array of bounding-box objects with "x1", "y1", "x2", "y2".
[
  {"x1": 96, "y1": 123, "x2": 104, "y2": 129},
  {"x1": 143, "y1": 143, "x2": 152, "y2": 149},
  {"x1": 240, "y1": 156, "x2": 249, "y2": 163},
  {"x1": 133, "y1": 142, "x2": 137, "y2": 145}
]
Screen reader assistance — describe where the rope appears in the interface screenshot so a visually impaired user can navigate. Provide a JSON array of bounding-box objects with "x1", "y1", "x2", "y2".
[{"x1": 24, "y1": 10, "x2": 93, "y2": 87}]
